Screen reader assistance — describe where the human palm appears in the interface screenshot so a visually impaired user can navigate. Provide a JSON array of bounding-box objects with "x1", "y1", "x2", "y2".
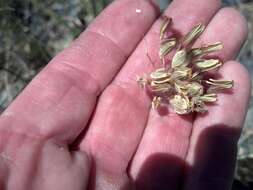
[{"x1": 0, "y1": 0, "x2": 251, "y2": 190}]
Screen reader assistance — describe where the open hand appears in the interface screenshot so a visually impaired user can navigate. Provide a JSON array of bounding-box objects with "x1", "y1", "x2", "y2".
[{"x1": 0, "y1": 0, "x2": 251, "y2": 189}]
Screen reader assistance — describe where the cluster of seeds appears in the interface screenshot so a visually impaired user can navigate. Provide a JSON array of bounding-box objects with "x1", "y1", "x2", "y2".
[{"x1": 137, "y1": 17, "x2": 233, "y2": 115}]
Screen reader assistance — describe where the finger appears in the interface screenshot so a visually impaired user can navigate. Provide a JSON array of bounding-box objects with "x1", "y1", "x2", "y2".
[
  {"x1": 0, "y1": 131, "x2": 91, "y2": 190},
  {"x1": 79, "y1": 0, "x2": 221, "y2": 188},
  {"x1": 129, "y1": 1, "x2": 224, "y2": 188},
  {"x1": 129, "y1": 6, "x2": 248, "y2": 188},
  {"x1": 183, "y1": 61, "x2": 251, "y2": 190},
  {"x1": 182, "y1": 8, "x2": 249, "y2": 190},
  {"x1": 194, "y1": 7, "x2": 248, "y2": 61},
  {"x1": 0, "y1": 0, "x2": 159, "y2": 143}
]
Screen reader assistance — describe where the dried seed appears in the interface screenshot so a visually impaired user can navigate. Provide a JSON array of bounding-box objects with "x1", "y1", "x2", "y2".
[
  {"x1": 193, "y1": 59, "x2": 222, "y2": 72},
  {"x1": 191, "y1": 42, "x2": 223, "y2": 57},
  {"x1": 152, "y1": 96, "x2": 162, "y2": 109},
  {"x1": 193, "y1": 102, "x2": 207, "y2": 113},
  {"x1": 182, "y1": 23, "x2": 205, "y2": 47},
  {"x1": 199, "y1": 93, "x2": 217, "y2": 102},
  {"x1": 191, "y1": 96, "x2": 208, "y2": 113},
  {"x1": 159, "y1": 38, "x2": 177, "y2": 58},
  {"x1": 160, "y1": 17, "x2": 172, "y2": 40},
  {"x1": 170, "y1": 95, "x2": 191, "y2": 114},
  {"x1": 206, "y1": 79, "x2": 234, "y2": 92},
  {"x1": 171, "y1": 49, "x2": 190, "y2": 68},
  {"x1": 186, "y1": 82, "x2": 204, "y2": 97},
  {"x1": 191, "y1": 71, "x2": 202, "y2": 81},
  {"x1": 174, "y1": 80, "x2": 188, "y2": 94},
  {"x1": 201, "y1": 42, "x2": 223, "y2": 53},
  {"x1": 171, "y1": 66, "x2": 192, "y2": 80},
  {"x1": 152, "y1": 77, "x2": 171, "y2": 84},
  {"x1": 151, "y1": 82, "x2": 171, "y2": 93},
  {"x1": 150, "y1": 68, "x2": 170, "y2": 79},
  {"x1": 208, "y1": 79, "x2": 234, "y2": 86}
]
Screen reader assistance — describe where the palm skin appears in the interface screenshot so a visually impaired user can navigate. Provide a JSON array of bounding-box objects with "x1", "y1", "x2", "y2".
[{"x1": 0, "y1": 0, "x2": 251, "y2": 190}]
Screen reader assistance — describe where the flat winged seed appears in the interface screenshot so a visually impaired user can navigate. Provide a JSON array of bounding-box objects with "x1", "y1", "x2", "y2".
[
  {"x1": 170, "y1": 95, "x2": 191, "y2": 114},
  {"x1": 186, "y1": 82, "x2": 204, "y2": 97},
  {"x1": 199, "y1": 94, "x2": 218, "y2": 102},
  {"x1": 152, "y1": 96, "x2": 162, "y2": 109},
  {"x1": 190, "y1": 48, "x2": 202, "y2": 58},
  {"x1": 202, "y1": 42, "x2": 223, "y2": 53},
  {"x1": 207, "y1": 86, "x2": 227, "y2": 93},
  {"x1": 206, "y1": 79, "x2": 234, "y2": 93},
  {"x1": 194, "y1": 59, "x2": 222, "y2": 72},
  {"x1": 160, "y1": 17, "x2": 172, "y2": 40},
  {"x1": 150, "y1": 68, "x2": 170, "y2": 79},
  {"x1": 152, "y1": 77, "x2": 171, "y2": 84},
  {"x1": 208, "y1": 79, "x2": 234, "y2": 86},
  {"x1": 182, "y1": 23, "x2": 205, "y2": 47},
  {"x1": 206, "y1": 79, "x2": 234, "y2": 88},
  {"x1": 194, "y1": 102, "x2": 207, "y2": 113},
  {"x1": 159, "y1": 38, "x2": 177, "y2": 58},
  {"x1": 192, "y1": 97, "x2": 208, "y2": 113},
  {"x1": 151, "y1": 82, "x2": 171, "y2": 93},
  {"x1": 171, "y1": 49, "x2": 190, "y2": 68},
  {"x1": 174, "y1": 80, "x2": 188, "y2": 94},
  {"x1": 191, "y1": 42, "x2": 223, "y2": 57},
  {"x1": 172, "y1": 66, "x2": 192, "y2": 80},
  {"x1": 191, "y1": 71, "x2": 202, "y2": 81}
]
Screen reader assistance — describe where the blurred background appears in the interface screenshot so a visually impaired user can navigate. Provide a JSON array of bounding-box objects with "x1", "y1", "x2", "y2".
[{"x1": 0, "y1": 0, "x2": 252, "y2": 189}]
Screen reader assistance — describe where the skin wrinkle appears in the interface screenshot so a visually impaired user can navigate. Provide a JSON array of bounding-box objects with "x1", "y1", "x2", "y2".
[
  {"x1": 85, "y1": 30, "x2": 128, "y2": 60},
  {"x1": 42, "y1": 90, "x2": 93, "y2": 143},
  {"x1": 0, "y1": 129, "x2": 39, "y2": 154},
  {"x1": 51, "y1": 59, "x2": 102, "y2": 97},
  {"x1": 36, "y1": 86, "x2": 79, "y2": 137},
  {"x1": 26, "y1": 84, "x2": 70, "y2": 116},
  {"x1": 9, "y1": 66, "x2": 77, "y2": 116},
  {"x1": 87, "y1": 0, "x2": 160, "y2": 54},
  {"x1": 52, "y1": 31, "x2": 127, "y2": 93},
  {"x1": 1, "y1": 59, "x2": 99, "y2": 142},
  {"x1": 87, "y1": 14, "x2": 145, "y2": 58},
  {"x1": 82, "y1": 31, "x2": 127, "y2": 63},
  {"x1": 0, "y1": 118, "x2": 50, "y2": 149}
]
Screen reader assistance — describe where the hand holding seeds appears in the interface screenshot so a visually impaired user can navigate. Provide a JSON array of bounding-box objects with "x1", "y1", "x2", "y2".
[
  {"x1": 138, "y1": 17, "x2": 234, "y2": 114},
  {"x1": 0, "y1": 1, "x2": 250, "y2": 190}
]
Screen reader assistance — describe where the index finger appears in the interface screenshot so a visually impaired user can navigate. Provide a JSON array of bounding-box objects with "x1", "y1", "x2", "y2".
[{"x1": 0, "y1": 0, "x2": 159, "y2": 143}]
